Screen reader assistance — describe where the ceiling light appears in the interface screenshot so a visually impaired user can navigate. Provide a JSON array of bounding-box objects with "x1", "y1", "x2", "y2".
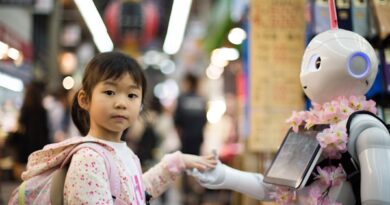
[
  {"x1": 74, "y1": 0, "x2": 113, "y2": 52},
  {"x1": 163, "y1": 0, "x2": 192, "y2": 55}
]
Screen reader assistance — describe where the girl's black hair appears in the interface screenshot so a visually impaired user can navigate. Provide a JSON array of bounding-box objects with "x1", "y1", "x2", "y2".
[{"x1": 71, "y1": 51, "x2": 147, "y2": 137}]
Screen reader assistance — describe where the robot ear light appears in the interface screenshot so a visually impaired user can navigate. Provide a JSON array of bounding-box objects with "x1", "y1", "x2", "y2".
[{"x1": 347, "y1": 51, "x2": 371, "y2": 79}]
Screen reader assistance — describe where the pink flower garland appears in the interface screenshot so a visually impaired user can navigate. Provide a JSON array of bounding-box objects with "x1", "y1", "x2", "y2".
[
  {"x1": 271, "y1": 95, "x2": 377, "y2": 204},
  {"x1": 286, "y1": 95, "x2": 376, "y2": 159}
]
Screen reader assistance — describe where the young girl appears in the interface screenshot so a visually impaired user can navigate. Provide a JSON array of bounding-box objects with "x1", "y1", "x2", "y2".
[{"x1": 17, "y1": 51, "x2": 216, "y2": 204}]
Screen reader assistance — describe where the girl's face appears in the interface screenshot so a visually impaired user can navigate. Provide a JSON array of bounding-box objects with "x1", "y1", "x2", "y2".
[{"x1": 83, "y1": 73, "x2": 143, "y2": 141}]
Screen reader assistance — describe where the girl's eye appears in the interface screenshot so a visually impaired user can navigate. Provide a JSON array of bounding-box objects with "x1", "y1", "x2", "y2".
[
  {"x1": 128, "y1": 93, "x2": 138, "y2": 99},
  {"x1": 104, "y1": 90, "x2": 115, "y2": 96}
]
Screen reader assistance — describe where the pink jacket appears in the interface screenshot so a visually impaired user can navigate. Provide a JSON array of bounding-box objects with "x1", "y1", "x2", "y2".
[{"x1": 20, "y1": 136, "x2": 185, "y2": 204}]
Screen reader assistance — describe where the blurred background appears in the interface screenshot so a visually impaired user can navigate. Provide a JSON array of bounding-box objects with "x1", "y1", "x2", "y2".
[{"x1": 0, "y1": 0, "x2": 389, "y2": 205}]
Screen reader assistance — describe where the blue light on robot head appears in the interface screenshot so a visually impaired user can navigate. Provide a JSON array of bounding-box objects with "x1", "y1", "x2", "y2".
[{"x1": 347, "y1": 51, "x2": 371, "y2": 79}]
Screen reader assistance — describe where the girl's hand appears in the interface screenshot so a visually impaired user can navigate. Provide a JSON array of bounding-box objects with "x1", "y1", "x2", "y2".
[{"x1": 182, "y1": 154, "x2": 217, "y2": 172}]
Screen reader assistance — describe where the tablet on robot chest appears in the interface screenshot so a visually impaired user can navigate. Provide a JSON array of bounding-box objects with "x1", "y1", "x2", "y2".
[{"x1": 264, "y1": 124, "x2": 328, "y2": 189}]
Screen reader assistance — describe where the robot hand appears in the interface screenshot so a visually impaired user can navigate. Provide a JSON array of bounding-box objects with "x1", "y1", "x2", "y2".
[
  {"x1": 188, "y1": 152, "x2": 276, "y2": 201},
  {"x1": 188, "y1": 160, "x2": 228, "y2": 189}
]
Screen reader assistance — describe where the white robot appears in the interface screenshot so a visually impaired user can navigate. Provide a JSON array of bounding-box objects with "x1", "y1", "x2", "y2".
[{"x1": 191, "y1": 1, "x2": 390, "y2": 204}]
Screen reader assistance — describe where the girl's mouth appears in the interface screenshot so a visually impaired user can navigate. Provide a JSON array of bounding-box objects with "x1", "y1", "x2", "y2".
[{"x1": 112, "y1": 115, "x2": 128, "y2": 120}]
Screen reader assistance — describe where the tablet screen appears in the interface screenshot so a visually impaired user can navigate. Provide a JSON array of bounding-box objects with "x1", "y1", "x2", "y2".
[{"x1": 264, "y1": 125, "x2": 328, "y2": 189}]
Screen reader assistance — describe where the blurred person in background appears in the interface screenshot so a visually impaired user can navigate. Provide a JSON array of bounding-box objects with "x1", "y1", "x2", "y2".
[
  {"x1": 174, "y1": 73, "x2": 207, "y2": 205},
  {"x1": 5, "y1": 81, "x2": 50, "y2": 180},
  {"x1": 44, "y1": 87, "x2": 79, "y2": 142},
  {"x1": 174, "y1": 73, "x2": 207, "y2": 155}
]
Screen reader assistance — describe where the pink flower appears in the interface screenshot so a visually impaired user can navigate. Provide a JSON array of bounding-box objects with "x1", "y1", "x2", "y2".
[
  {"x1": 349, "y1": 96, "x2": 365, "y2": 110},
  {"x1": 331, "y1": 165, "x2": 347, "y2": 186},
  {"x1": 269, "y1": 187, "x2": 295, "y2": 205},
  {"x1": 314, "y1": 166, "x2": 332, "y2": 186},
  {"x1": 286, "y1": 111, "x2": 306, "y2": 132},
  {"x1": 316, "y1": 125, "x2": 348, "y2": 159},
  {"x1": 322, "y1": 101, "x2": 334, "y2": 113},
  {"x1": 317, "y1": 128, "x2": 332, "y2": 145},
  {"x1": 314, "y1": 165, "x2": 346, "y2": 187},
  {"x1": 338, "y1": 99, "x2": 353, "y2": 118},
  {"x1": 305, "y1": 111, "x2": 319, "y2": 130},
  {"x1": 322, "y1": 102, "x2": 339, "y2": 123},
  {"x1": 333, "y1": 128, "x2": 348, "y2": 151},
  {"x1": 308, "y1": 184, "x2": 343, "y2": 205}
]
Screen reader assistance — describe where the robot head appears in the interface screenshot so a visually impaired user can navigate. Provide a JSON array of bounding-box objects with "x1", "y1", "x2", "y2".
[{"x1": 300, "y1": 29, "x2": 378, "y2": 104}]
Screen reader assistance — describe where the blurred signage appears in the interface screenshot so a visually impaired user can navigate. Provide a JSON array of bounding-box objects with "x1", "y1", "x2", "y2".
[{"x1": 248, "y1": 0, "x2": 305, "y2": 152}]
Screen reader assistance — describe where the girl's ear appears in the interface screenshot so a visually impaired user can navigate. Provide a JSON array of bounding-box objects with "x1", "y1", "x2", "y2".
[{"x1": 77, "y1": 90, "x2": 89, "y2": 110}]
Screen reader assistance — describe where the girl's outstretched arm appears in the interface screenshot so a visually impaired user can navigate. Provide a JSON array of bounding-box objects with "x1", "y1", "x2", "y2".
[{"x1": 142, "y1": 151, "x2": 216, "y2": 199}]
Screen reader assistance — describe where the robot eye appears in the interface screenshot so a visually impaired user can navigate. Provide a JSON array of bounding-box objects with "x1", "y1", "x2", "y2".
[
  {"x1": 315, "y1": 57, "x2": 321, "y2": 69},
  {"x1": 305, "y1": 54, "x2": 321, "y2": 72},
  {"x1": 347, "y1": 51, "x2": 371, "y2": 79}
]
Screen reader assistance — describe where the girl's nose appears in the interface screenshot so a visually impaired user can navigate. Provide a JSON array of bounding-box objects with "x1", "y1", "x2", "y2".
[{"x1": 114, "y1": 96, "x2": 127, "y2": 109}]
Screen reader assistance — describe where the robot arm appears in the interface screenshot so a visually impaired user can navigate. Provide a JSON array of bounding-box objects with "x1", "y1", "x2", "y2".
[
  {"x1": 348, "y1": 112, "x2": 390, "y2": 204},
  {"x1": 189, "y1": 161, "x2": 276, "y2": 201}
]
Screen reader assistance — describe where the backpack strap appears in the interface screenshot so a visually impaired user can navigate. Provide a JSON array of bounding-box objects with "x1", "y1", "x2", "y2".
[
  {"x1": 50, "y1": 142, "x2": 120, "y2": 204},
  {"x1": 50, "y1": 165, "x2": 69, "y2": 205},
  {"x1": 18, "y1": 181, "x2": 26, "y2": 205}
]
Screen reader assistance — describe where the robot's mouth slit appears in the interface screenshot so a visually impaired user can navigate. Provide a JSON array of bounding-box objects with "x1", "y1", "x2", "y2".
[
  {"x1": 303, "y1": 86, "x2": 307, "y2": 89},
  {"x1": 365, "y1": 80, "x2": 369, "y2": 86}
]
